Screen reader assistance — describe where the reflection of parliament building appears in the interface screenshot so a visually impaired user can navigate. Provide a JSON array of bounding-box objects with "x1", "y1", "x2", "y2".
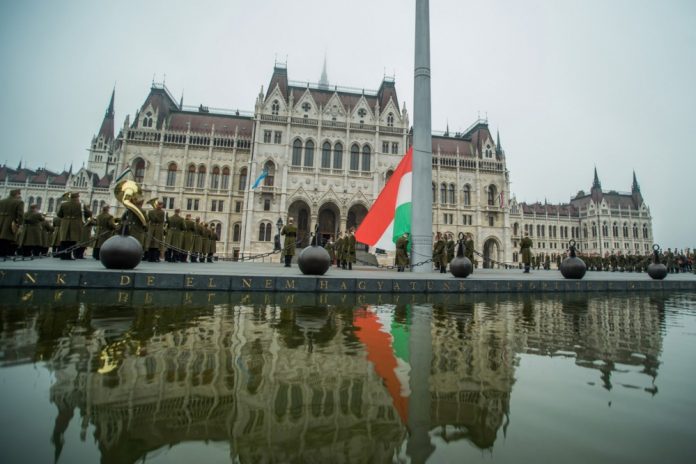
[
  {"x1": 0, "y1": 61, "x2": 653, "y2": 263},
  {"x1": 0, "y1": 292, "x2": 664, "y2": 461}
]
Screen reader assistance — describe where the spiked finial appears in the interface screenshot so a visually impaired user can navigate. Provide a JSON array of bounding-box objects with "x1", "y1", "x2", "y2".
[
  {"x1": 592, "y1": 166, "x2": 601, "y2": 189},
  {"x1": 632, "y1": 170, "x2": 640, "y2": 192}
]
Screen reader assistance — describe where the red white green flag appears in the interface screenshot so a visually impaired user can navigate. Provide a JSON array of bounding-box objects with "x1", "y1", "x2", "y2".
[{"x1": 355, "y1": 147, "x2": 412, "y2": 251}]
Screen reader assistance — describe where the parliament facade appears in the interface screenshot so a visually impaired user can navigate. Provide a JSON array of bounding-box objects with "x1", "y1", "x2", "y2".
[{"x1": 0, "y1": 63, "x2": 653, "y2": 264}]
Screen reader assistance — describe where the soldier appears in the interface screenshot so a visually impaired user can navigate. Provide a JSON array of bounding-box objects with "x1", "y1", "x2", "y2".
[
  {"x1": 41, "y1": 217, "x2": 54, "y2": 256},
  {"x1": 280, "y1": 217, "x2": 297, "y2": 267},
  {"x1": 433, "y1": 232, "x2": 447, "y2": 273},
  {"x1": 344, "y1": 227, "x2": 357, "y2": 270},
  {"x1": 208, "y1": 223, "x2": 218, "y2": 262},
  {"x1": 0, "y1": 189, "x2": 24, "y2": 259},
  {"x1": 74, "y1": 206, "x2": 95, "y2": 259},
  {"x1": 165, "y1": 208, "x2": 184, "y2": 262},
  {"x1": 194, "y1": 218, "x2": 205, "y2": 263},
  {"x1": 520, "y1": 232, "x2": 532, "y2": 273},
  {"x1": 146, "y1": 201, "x2": 165, "y2": 262},
  {"x1": 325, "y1": 235, "x2": 335, "y2": 265},
  {"x1": 182, "y1": 214, "x2": 195, "y2": 262},
  {"x1": 56, "y1": 192, "x2": 83, "y2": 260},
  {"x1": 18, "y1": 204, "x2": 43, "y2": 257},
  {"x1": 335, "y1": 231, "x2": 344, "y2": 268},
  {"x1": 50, "y1": 216, "x2": 61, "y2": 257},
  {"x1": 446, "y1": 232, "x2": 455, "y2": 266},
  {"x1": 201, "y1": 223, "x2": 210, "y2": 263},
  {"x1": 93, "y1": 205, "x2": 117, "y2": 260},
  {"x1": 124, "y1": 197, "x2": 148, "y2": 251},
  {"x1": 395, "y1": 232, "x2": 409, "y2": 272},
  {"x1": 464, "y1": 233, "x2": 475, "y2": 264}
]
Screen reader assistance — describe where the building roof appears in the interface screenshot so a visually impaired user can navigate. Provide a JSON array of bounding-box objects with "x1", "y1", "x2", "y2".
[
  {"x1": 167, "y1": 112, "x2": 254, "y2": 136},
  {"x1": 518, "y1": 202, "x2": 580, "y2": 217},
  {"x1": 97, "y1": 89, "x2": 115, "y2": 141}
]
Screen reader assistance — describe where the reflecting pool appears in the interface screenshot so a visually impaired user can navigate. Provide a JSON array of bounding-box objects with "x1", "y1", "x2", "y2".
[{"x1": 1, "y1": 290, "x2": 696, "y2": 463}]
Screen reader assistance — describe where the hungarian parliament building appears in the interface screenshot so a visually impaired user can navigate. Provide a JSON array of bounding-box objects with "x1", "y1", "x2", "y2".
[{"x1": 0, "y1": 63, "x2": 653, "y2": 263}]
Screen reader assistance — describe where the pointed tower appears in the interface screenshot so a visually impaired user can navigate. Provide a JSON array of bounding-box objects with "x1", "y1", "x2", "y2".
[
  {"x1": 631, "y1": 170, "x2": 643, "y2": 207},
  {"x1": 496, "y1": 129, "x2": 504, "y2": 157},
  {"x1": 319, "y1": 54, "x2": 329, "y2": 89},
  {"x1": 87, "y1": 89, "x2": 116, "y2": 177},
  {"x1": 591, "y1": 167, "x2": 603, "y2": 204}
]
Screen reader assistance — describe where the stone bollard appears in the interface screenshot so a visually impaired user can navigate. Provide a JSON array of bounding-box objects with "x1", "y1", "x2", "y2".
[
  {"x1": 647, "y1": 244, "x2": 667, "y2": 280},
  {"x1": 560, "y1": 239, "x2": 586, "y2": 279},
  {"x1": 450, "y1": 233, "x2": 473, "y2": 278}
]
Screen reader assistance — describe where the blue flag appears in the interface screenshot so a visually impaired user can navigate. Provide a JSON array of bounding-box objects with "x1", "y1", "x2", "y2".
[{"x1": 251, "y1": 169, "x2": 268, "y2": 189}]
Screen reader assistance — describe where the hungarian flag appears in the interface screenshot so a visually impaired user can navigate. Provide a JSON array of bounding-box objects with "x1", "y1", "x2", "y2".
[{"x1": 355, "y1": 147, "x2": 412, "y2": 251}]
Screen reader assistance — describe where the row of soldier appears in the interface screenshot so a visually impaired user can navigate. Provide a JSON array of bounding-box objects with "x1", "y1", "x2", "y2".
[
  {"x1": 323, "y1": 228, "x2": 357, "y2": 270},
  {"x1": 0, "y1": 189, "x2": 219, "y2": 263}
]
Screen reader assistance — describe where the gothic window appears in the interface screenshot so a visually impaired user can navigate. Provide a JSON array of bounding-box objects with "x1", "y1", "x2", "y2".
[
  {"x1": 134, "y1": 158, "x2": 145, "y2": 183},
  {"x1": 612, "y1": 222, "x2": 618, "y2": 237},
  {"x1": 302, "y1": 102, "x2": 311, "y2": 112},
  {"x1": 186, "y1": 164, "x2": 196, "y2": 187},
  {"x1": 602, "y1": 222, "x2": 609, "y2": 237},
  {"x1": 239, "y1": 167, "x2": 247, "y2": 191},
  {"x1": 382, "y1": 141, "x2": 389, "y2": 153},
  {"x1": 583, "y1": 226, "x2": 588, "y2": 238},
  {"x1": 233, "y1": 223, "x2": 241, "y2": 242},
  {"x1": 361, "y1": 145, "x2": 371, "y2": 171},
  {"x1": 274, "y1": 131, "x2": 282, "y2": 144},
  {"x1": 513, "y1": 222, "x2": 519, "y2": 236},
  {"x1": 622, "y1": 223, "x2": 629, "y2": 238},
  {"x1": 36, "y1": 197, "x2": 42, "y2": 210},
  {"x1": 642, "y1": 224, "x2": 649, "y2": 239},
  {"x1": 48, "y1": 198, "x2": 54, "y2": 213},
  {"x1": 210, "y1": 166, "x2": 220, "y2": 189},
  {"x1": 463, "y1": 185, "x2": 471, "y2": 206},
  {"x1": 350, "y1": 144, "x2": 360, "y2": 170},
  {"x1": 440, "y1": 183, "x2": 447, "y2": 205},
  {"x1": 221, "y1": 166, "x2": 230, "y2": 190},
  {"x1": 144, "y1": 111, "x2": 153, "y2": 128},
  {"x1": 263, "y1": 160, "x2": 275, "y2": 186},
  {"x1": 448, "y1": 184, "x2": 455, "y2": 204},
  {"x1": 272, "y1": 100, "x2": 280, "y2": 116},
  {"x1": 333, "y1": 143, "x2": 343, "y2": 169},
  {"x1": 322, "y1": 142, "x2": 331, "y2": 169},
  {"x1": 392, "y1": 142, "x2": 399, "y2": 154},
  {"x1": 258, "y1": 222, "x2": 272, "y2": 241},
  {"x1": 166, "y1": 163, "x2": 177, "y2": 187},
  {"x1": 387, "y1": 112, "x2": 394, "y2": 127},
  {"x1": 196, "y1": 165, "x2": 206, "y2": 188},
  {"x1": 591, "y1": 222, "x2": 597, "y2": 238},
  {"x1": 263, "y1": 130, "x2": 272, "y2": 143},
  {"x1": 632, "y1": 223, "x2": 639, "y2": 239},
  {"x1": 487, "y1": 185, "x2": 497, "y2": 206},
  {"x1": 214, "y1": 223, "x2": 222, "y2": 238},
  {"x1": 292, "y1": 139, "x2": 302, "y2": 166},
  {"x1": 304, "y1": 140, "x2": 314, "y2": 167}
]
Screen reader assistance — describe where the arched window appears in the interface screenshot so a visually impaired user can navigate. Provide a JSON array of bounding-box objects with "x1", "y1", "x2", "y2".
[
  {"x1": 304, "y1": 140, "x2": 314, "y2": 167},
  {"x1": 642, "y1": 224, "x2": 649, "y2": 239},
  {"x1": 622, "y1": 223, "x2": 629, "y2": 238},
  {"x1": 186, "y1": 164, "x2": 196, "y2": 187},
  {"x1": 448, "y1": 184, "x2": 455, "y2": 204},
  {"x1": 239, "y1": 168, "x2": 247, "y2": 191},
  {"x1": 350, "y1": 144, "x2": 360, "y2": 170},
  {"x1": 92, "y1": 200, "x2": 98, "y2": 213},
  {"x1": 513, "y1": 223, "x2": 519, "y2": 236},
  {"x1": 258, "y1": 222, "x2": 272, "y2": 241},
  {"x1": 263, "y1": 160, "x2": 275, "y2": 186},
  {"x1": 100, "y1": 200, "x2": 106, "y2": 209},
  {"x1": 210, "y1": 166, "x2": 220, "y2": 189},
  {"x1": 143, "y1": 111, "x2": 153, "y2": 128},
  {"x1": 215, "y1": 223, "x2": 222, "y2": 238},
  {"x1": 583, "y1": 225, "x2": 588, "y2": 238},
  {"x1": 387, "y1": 112, "x2": 394, "y2": 127},
  {"x1": 134, "y1": 158, "x2": 145, "y2": 183},
  {"x1": 440, "y1": 183, "x2": 447, "y2": 204},
  {"x1": 612, "y1": 222, "x2": 618, "y2": 237},
  {"x1": 632, "y1": 223, "x2": 638, "y2": 239},
  {"x1": 28, "y1": 196, "x2": 34, "y2": 205},
  {"x1": 602, "y1": 222, "x2": 609, "y2": 237},
  {"x1": 36, "y1": 197, "x2": 42, "y2": 210},
  {"x1": 487, "y1": 185, "x2": 497, "y2": 206},
  {"x1": 322, "y1": 142, "x2": 331, "y2": 169},
  {"x1": 196, "y1": 165, "x2": 206, "y2": 188},
  {"x1": 166, "y1": 163, "x2": 177, "y2": 187},
  {"x1": 361, "y1": 145, "x2": 371, "y2": 171},
  {"x1": 292, "y1": 139, "x2": 302, "y2": 166},
  {"x1": 333, "y1": 143, "x2": 343, "y2": 169},
  {"x1": 221, "y1": 166, "x2": 230, "y2": 190},
  {"x1": 271, "y1": 100, "x2": 280, "y2": 116},
  {"x1": 463, "y1": 185, "x2": 471, "y2": 206},
  {"x1": 48, "y1": 198, "x2": 54, "y2": 213},
  {"x1": 233, "y1": 223, "x2": 241, "y2": 242}
]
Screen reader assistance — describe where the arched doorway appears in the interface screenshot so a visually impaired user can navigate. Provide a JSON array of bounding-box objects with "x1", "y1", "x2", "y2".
[
  {"x1": 483, "y1": 237, "x2": 502, "y2": 269},
  {"x1": 318, "y1": 202, "x2": 340, "y2": 246},
  {"x1": 347, "y1": 203, "x2": 369, "y2": 251},
  {"x1": 287, "y1": 199, "x2": 311, "y2": 248}
]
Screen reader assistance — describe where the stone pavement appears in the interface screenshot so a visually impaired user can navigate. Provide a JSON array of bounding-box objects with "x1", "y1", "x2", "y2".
[{"x1": 1, "y1": 257, "x2": 695, "y2": 293}]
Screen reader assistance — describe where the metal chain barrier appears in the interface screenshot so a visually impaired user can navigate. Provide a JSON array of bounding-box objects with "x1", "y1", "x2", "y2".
[{"x1": 151, "y1": 236, "x2": 281, "y2": 263}]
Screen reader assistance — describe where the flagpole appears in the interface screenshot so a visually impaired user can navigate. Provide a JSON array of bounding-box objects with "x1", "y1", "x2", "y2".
[{"x1": 410, "y1": 0, "x2": 433, "y2": 273}]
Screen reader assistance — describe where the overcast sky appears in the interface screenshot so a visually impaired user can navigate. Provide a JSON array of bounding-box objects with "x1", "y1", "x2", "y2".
[{"x1": 1, "y1": 0, "x2": 694, "y2": 247}]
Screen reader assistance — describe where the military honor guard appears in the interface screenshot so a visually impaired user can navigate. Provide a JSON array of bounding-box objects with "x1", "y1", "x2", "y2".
[
  {"x1": 0, "y1": 189, "x2": 24, "y2": 259},
  {"x1": 343, "y1": 227, "x2": 356, "y2": 270},
  {"x1": 207, "y1": 223, "x2": 218, "y2": 262},
  {"x1": 164, "y1": 209, "x2": 184, "y2": 262},
  {"x1": 56, "y1": 192, "x2": 83, "y2": 260},
  {"x1": 280, "y1": 217, "x2": 297, "y2": 267},
  {"x1": 93, "y1": 205, "x2": 117, "y2": 260},
  {"x1": 520, "y1": 232, "x2": 533, "y2": 273},
  {"x1": 18, "y1": 203, "x2": 43, "y2": 257},
  {"x1": 182, "y1": 214, "x2": 195, "y2": 262},
  {"x1": 335, "y1": 231, "x2": 344, "y2": 268},
  {"x1": 145, "y1": 200, "x2": 165, "y2": 262},
  {"x1": 433, "y1": 232, "x2": 447, "y2": 273},
  {"x1": 192, "y1": 217, "x2": 204, "y2": 262},
  {"x1": 124, "y1": 196, "x2": 148, "y2": 251},
  {"x1": 395, "y1": 232, "x2": 409, "y2": 272},
  {"x1": 325, "y1": 235, "x2": 336, "y2": 265},
  {"x1": 74, "y1": 206, "x2": 95, "y2": 259}
]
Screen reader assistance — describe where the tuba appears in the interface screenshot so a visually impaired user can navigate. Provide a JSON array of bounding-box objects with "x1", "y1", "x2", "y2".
[
  {"x1": 114, "y1": 179, "x2": 147, "y2": 226},
  {"x1": 147, "y1": 197, "x2": 159, "y2": 208}
]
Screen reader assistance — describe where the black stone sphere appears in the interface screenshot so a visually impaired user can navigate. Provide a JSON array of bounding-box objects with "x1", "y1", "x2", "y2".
[
  {"x1": 298, "y1": 246, "x2": 331, "y2": 276},
  {"x1": 647, "y1": 263, "x2": 667, "y2": 280},
  {"x1": 100, "y1": 235, "x2": 143, "y2": 270},
  {"x1": 560, "y1": 256, "x2": 587, "y2": 279},
  {"x1": 450, "y1": 256, "x2": 473, "y2": 278}
]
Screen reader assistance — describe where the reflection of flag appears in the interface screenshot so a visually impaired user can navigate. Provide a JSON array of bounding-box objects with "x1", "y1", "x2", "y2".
[
  {"x1": 355, "y1": 147, "x2": 412, "y2": 251},
  {"x1": 354, "y1": 305, "x2": 410, "y2": 423},
  {"x1": 251, "y1": 169, "x2": 268, "y2": 189}
]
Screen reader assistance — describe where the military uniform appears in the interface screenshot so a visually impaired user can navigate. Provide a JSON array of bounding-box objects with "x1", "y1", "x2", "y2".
[
  {"x1": 201, "y1": 224, "x2": 210, "y2": 263},
  {"x1": 51, "y1": 216, "x2": 61, "y2": 255},
  {"x1": 446, "y1": 236, "x2": 455, "y2": 265},
  {"x1": 208, "y1": 228, "x2": 218, "y2": 262},
  {"x1": 343, "y1": 231, "x2": 356, "y2": 270},
  {"x1": 395, "y1": 234, "x2": 409, "y2": 272},
  {"x1": 0, "y1": 192, "x2": 24, "y2": 258},
  {"x1": 125, "y1": 206, "x2": 148, "y2": 250},
  {"x1": 75, "y1": 210, "x2": 95, "y2": 259},
  {"x1": 183, "y1": 217, "x2": 195, "y2": 262},
  {"x1": 325, "y1": 238, "x2": 335, "y2": 264},
  {"x1": 193, "y1": 221, "x2": 204, "y2": 262},
  {"x1": 464, "y1": 237, "x2": 475, "y2": 263},
  {"x1": 41, "y1": 219, "x2": 54, "y2": 255},
  {"x1": 18, "y1": 210, "x2": 44, "y2": 257},
  {"x1": 165, "y1": 212, "x2": 185, "y2": 262},
  {"x1": 146, "y1": 208, "x2": 165, "y2": 262},
  {"x1": 335, "y1": 234, "x2": 344, "y2": 268},
  {"x1": 93, "y1": 211, "x2": 117, "y2": 260},
  {"x1": 433, "y1": 235, "x2": 447, "y2": 273},
  {"x1": 281, "y1": 223, "x2": 297, "y2": 267},
  {"x1": 520, "y1": 236, "x2": 533, "y2": 272},
  {"x1": 56, "y1": 197, "x2": 83, "y2": 260}
]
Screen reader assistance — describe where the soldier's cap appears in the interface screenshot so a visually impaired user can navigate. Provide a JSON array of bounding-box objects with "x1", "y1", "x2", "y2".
[
  {"x1": 70, "y1": 192, "x2": 80, "y2": 199},
  {"x1": 10, "y1": 189, "x2": 21, "y2": 196}
]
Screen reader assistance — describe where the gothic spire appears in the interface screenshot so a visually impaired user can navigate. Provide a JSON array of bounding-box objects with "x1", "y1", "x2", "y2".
[
  {"x1": 98, "y1": 88, "x2": 115, "y2": 142},
  {"x1": 592, "y1": 166, "x2": 601, "y2": 189},
  {"x1": 319, "y1": 54, "x2": 329, "y2": 89},
  {"x1": 632, "y1": 170, "x2": 640, "y2": 192},
  {"x1": 496, "y1": 129, "x2": 503, "y2": 155},
  {"x1": 106, "y1": 87, "x2": 115, "y2": 118}
]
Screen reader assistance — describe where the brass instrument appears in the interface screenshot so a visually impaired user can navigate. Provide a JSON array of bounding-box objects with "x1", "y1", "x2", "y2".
[
  {"x1": 114, "y1": 179, "x2": 147, "y2": 226},
  {"x1": 147, "y1": 197, "x2": 159, "y2": 208},
  {"x1": 61, "y1": 191, "x2": 71, "y2": 201}
]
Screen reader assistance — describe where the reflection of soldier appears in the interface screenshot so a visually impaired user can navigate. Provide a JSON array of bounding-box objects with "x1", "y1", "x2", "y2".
[
  {"x1": 281, "y1": 217, "x2": 297, "y2": 267},
  {"x1": 395, "y1": 232, "x2": 409, "y2": 272},
  {"x1": 520, "y1": 233, "x2": 532, "y2": 273},
  {"x1": 335, "y1": 231, "x2": 344, "y2": 268}
]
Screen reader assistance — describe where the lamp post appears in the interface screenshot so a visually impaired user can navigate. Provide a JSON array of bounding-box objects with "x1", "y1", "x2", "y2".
[{"x1": 275, "y1": 217, "x2": 283, "y2": 252}]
